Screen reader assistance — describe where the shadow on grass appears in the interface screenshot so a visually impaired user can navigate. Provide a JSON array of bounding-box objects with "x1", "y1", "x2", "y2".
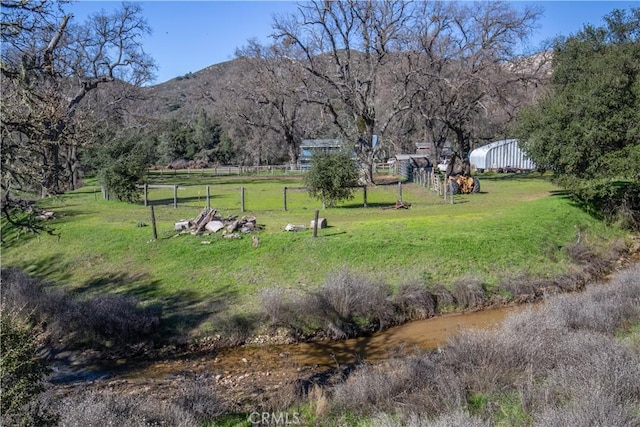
[
  {"x1": 73, "y1": 271, "x2": 239, "y2": 340},
  {"x1": 11, "y1": 253, "x2": 75, "y2": 285},
  {"x1": 339, "y1": 201, "x2": 400, "y2": 209},
  {"x1": 475, "y1": 172, "x2": 547, "y2": 181},
  {"x1": 550, "y1": 189, "x2": 573, "y2": 198},
  {"x1": 321, "y1": 231, "x2": 348, "y2": 238},
  {"x1": 8, "y1": 255, "x2": 237, "y2": 343}
]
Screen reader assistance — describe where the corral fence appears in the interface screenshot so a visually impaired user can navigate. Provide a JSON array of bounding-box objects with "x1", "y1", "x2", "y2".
[
  {"x1": 132, "y1": 184, "x2": 374, "y2": 211},
  {"x1": 151, "y1": 165, "x2": 301, "y2": 177},
  {"x1": 149, "y1": 162, "x2": 394, "y2": 177},
  {"x1": 413, "y1": 168, "x2": 455, "y2": 204}
]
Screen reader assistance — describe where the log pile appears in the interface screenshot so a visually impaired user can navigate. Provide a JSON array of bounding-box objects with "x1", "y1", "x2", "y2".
[
  {"x1": 381, "y1": 199, "x2": 412, "y2": 210},
  {"x1": 175, "y1": 207, "x2": 261, "y2": 236}
]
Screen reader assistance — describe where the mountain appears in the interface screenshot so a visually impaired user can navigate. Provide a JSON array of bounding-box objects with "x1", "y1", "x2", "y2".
[{"x1": 132, "y1": 58, "x2": 250, "y2": 123}]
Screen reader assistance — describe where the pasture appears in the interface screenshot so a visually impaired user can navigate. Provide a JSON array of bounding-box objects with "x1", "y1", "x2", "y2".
[{"x1": 1, "y1": 172, "x2": 626, "y2": 335}]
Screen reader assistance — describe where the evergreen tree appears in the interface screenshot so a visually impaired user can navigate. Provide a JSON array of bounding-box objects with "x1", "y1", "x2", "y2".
[
  {"x1": 516, "y1": 8, "x2": 640, "y2": 228},
  {"x1": 304, "y1": 151, "x2": 359, "y2": 208}
]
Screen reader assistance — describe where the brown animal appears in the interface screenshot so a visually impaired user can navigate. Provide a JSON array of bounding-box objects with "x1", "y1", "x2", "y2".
[{"x1": 252, "y1": 235, "x2": 259, "y2": 248}]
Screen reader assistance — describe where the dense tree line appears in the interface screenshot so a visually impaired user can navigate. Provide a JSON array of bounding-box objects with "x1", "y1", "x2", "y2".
[{"x1": 515, "y1": 8, "x2": 640, "y2": 229}]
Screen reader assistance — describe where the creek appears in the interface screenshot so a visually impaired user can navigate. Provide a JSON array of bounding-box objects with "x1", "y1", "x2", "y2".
[{"x1": 50, "y1": 305, "x2": 520, "y2": 386}]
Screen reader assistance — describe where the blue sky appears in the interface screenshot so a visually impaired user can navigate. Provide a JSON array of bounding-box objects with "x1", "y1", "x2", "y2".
[{"x1": 66, "y1": 1, "x2": 638, "y2": 85}]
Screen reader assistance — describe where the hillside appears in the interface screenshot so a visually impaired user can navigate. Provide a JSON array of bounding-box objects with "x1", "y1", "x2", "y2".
[{"x1": 132, "y1": 59, "x2": 249, "y2": 122}]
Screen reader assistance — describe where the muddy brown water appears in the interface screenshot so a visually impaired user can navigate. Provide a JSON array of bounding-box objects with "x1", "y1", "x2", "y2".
[{"x1": 83, "y1": 305, "x2": 519, "y2": 384}]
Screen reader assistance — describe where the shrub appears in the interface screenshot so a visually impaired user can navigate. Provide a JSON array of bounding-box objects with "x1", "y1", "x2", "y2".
[
  {"x1": 533, "y1": 389, "x2": 640, "y2": 427},
  {"x1": 209, "y1": 312, "x2": 260, "y2": 345},
  {"x1": 0, "y1": 309, "x2": 51, "y2": 427},
  {"x1": 427, "y1": 283, "x2": 456, "y2": 311},
  {"x1": 303, "y1": 150, "x2": 359, "y2": 208},
  {"x1": 312, "y1": 270, "x2": 395, "y2": 339},
  {"x1": 54, "y1": 390, "x2": 196, "y2": 427},
  {"x1": 372, "y1": 411, "x2": 490, "y2": 427},
  {"x1": 259, "y1": 288, "x2": 305, "y2": 331},
  {"x1": 319, "y1": 262, "x2": 640, "y2": 424},
  {"x1": 330, "y1": 354, "x2": 465, "y2": 417},
  {"x1": 392, "y1": 282, "x2": 437, "y2": 321},
  {"x1": 174, "y1": 379, "x2": 225, "y2": 423},
  {"x1": 0, "y1": 268, "x2": 161, "y2": 349},
  {"x1": 450, "y1": 277, "x2": 487, "y2": 310}
]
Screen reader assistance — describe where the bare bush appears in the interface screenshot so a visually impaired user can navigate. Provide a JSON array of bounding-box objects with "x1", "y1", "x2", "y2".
[
  {"x1": 497, "y1": 275, "x2": 538, "y2": 302},
  {"x1": 564, "y1": 240, "x2": 618, "y2": 279},
  {"x1": 1, "y1": 268, "x2": 161, "y2": 349},
  {"x1": 331, "y1": 354, "x2": 465, "y2": 417},
  {"x1": 210, "y1": 312, "x2": 259, "y2": 345},
  {"x1": 371, "y1": 411, "x2": 489, "y2": 427},
  {"x1": 450, "y1": 277, "x2": 487, "y2": 309},
  {"x1": 259, "y1": 288, "x2": 306, "y2": 331},
  {"x1": 392, "y1": 282, "x2": 437, "y2": 321},
  {"x1": 427, "y1": 283, "x2": 456, "y2": 311},
  {"x1": 533, "y1": 389, "x2": 640, "y2": 427},
  {"x1": 311, "y1": 270, "x2": 395, "y2": 339},
  {"x1": 174, "y1": 379, "x2": 225, "y2": 423},
  {"x1": 331, "y1": 357, "x2": 436, "y2": 414},
  {"x1": 320, "y1": 263, "x2": 640, "y2": 424},
  {"x1": 54, "y1": 390, "x2": 197, "y2": 427}
]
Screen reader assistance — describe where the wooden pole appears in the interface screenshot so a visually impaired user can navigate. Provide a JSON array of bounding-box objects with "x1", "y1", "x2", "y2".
[
  {"x1": 398, "y1": 181, "x2": 403, "y2": 203},
  {"x1": 143, "y1": 183, "x2": 148, "y2": 207},
  {"x1": 283, "y1": 186, "x2": 288, "y2": 211},
  {"x1": 313, "y1": 209, "x2": 319, "y2": 238},
  {"x1": 363, "y1": 185, "x2": 368, "y2": 208},
  {"x1": 150, "y1": 206, "x2": 158, "y2": 240},
  {"x1": 444, "y1": 178, "x2": 448, "y2": 201},
  {"x1": 206, "y1": 185, "x2": 210, "y2": 209},
  {"x1": 173, "y1": 184, "x2": 178, "y2": 208},
  {"x1": 241, "y1": 186, "x2": 245, "y2": 213}
]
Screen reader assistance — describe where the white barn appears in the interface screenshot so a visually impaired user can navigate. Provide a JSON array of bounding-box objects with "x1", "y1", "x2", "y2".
[{"x1": 470, "y1": 139, "x2": 536, "y2": 172}]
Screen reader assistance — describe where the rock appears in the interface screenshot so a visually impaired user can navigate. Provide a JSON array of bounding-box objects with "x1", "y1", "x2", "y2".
[
  {"x1": 241, "y1": 223, "x2": 255, "y2": 233},
  {"x1": 174, "y1": 220, "x2": 190, "y2": 231},
  {"x1": 205, "y1": 220, "x2": 225, "y2": 233},
  {"x1": 226, "y1": 220, "x2": 239, "y2": 233},
  {"x1": 36, "y1": 211, "x2": 55, "y2": 221},
  {"x1": 285, "y1": 223, "x2": 305, "y2": 232},
  {"x1": 310, "y1": 217, "x2": 327, "y2": 229}
]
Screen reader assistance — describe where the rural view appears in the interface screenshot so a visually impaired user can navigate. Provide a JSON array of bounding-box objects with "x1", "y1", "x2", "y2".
[{"x1": 1, "y1": 1, "x2": 639, "y2": 426}]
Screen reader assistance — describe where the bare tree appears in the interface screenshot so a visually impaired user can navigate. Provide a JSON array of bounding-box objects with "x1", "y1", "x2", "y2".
[
  {"x1": 408, "y1": 1, "x2": 544, "y2": 176},
  {"x1": 1, "y1": 1, "x2": 155, "y2": 228},
  {"x1": 273, "y1": 0, "x2": 416, "y2": 183},
  {"x1": 225, "y1": 38, "x2": 314, "y2": 168}
]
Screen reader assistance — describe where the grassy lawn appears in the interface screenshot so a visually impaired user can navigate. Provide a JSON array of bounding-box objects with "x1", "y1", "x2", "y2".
[{"x1": 1, "y1": 172, "x2": 627, "y2": 333}]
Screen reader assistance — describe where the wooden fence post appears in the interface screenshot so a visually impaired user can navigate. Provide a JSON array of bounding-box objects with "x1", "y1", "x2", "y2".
[
  {"x1": 150, "y1": 206, "x2": 158, "y2": 240},
  {"x1": 143, "y1": 183, "x2": 148, "y2": 207},
  {"x1": 241, "y1": 186, "x2": 245, "y2": 213},
  {"x1": 398, "y1": 181, "x2": 403, "y2": 203},
  {"x1": 206, "y1": 185, "x2": 210, "y2": 209},
  {"x1": 313, "y1": 209, "x2": 319, "y2": 238},
  {"x1": 363, "y1": 186, "x2": 368, "y2": 208},
  {"x1": 283, "y1": 186, "x2": 288, "y2": 211},
  {"x1": 173, "y1": 185, "x2": 178, "y2": 208},
  {"x1": 444, "y1": 178, "x2": 448, "y2": 201}
]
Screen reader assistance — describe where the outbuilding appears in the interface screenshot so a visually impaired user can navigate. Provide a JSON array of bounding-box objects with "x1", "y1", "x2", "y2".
[
  {"x1": 470, "y1": 139, "x2": 536, "y2": 173},
  {"x1": 393, "y1": 154, "x2": 432, "y2": 180}
]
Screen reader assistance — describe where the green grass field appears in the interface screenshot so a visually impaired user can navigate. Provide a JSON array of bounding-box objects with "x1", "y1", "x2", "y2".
[{"x1": 1, "y1": 172, "x2": 627, "y2": 334}]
